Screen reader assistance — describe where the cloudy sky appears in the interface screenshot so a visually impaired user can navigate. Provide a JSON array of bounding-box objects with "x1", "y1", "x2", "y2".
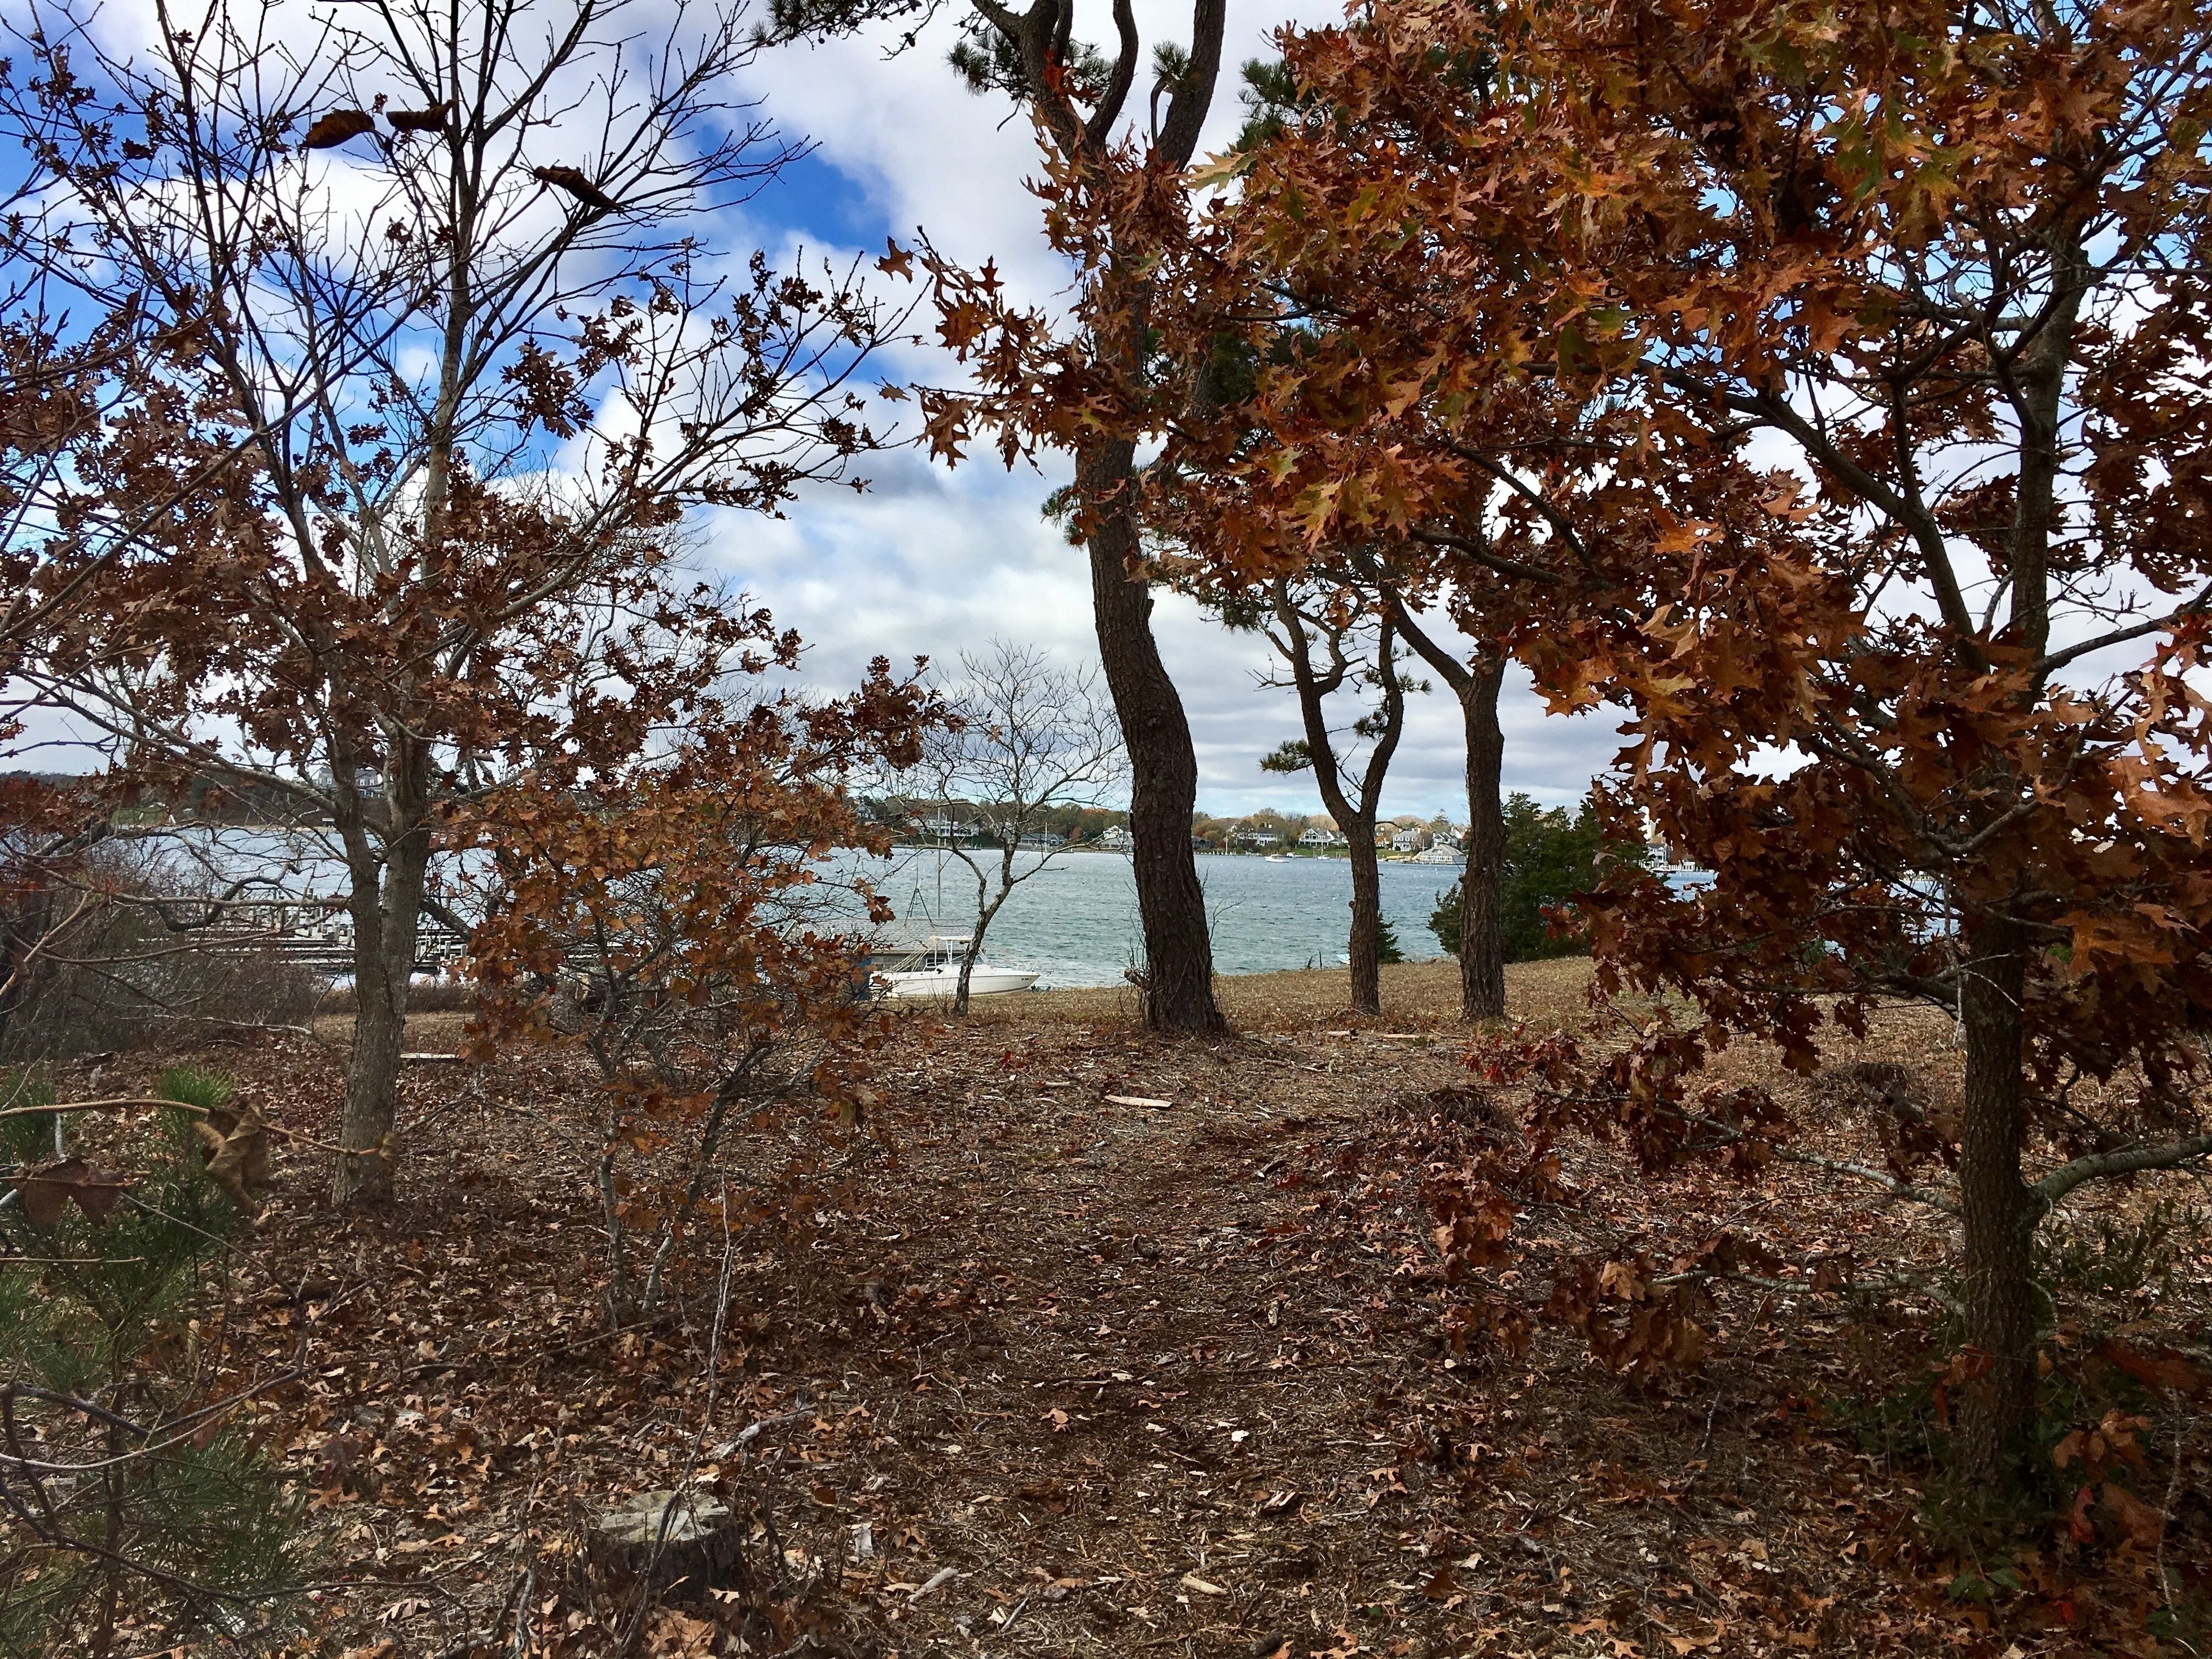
[{"x1": 712, "y1": 0, "x2": 1624, "y2": 817}]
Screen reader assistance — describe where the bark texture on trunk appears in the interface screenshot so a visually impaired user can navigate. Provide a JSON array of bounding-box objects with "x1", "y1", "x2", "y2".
[
  {"x1": 1085, "y1": 438, "x2": 1220, "y2": 1033},
  {"x1": 1944, "y1": 230, "x2": 2078, "y2": 1481},
  {"x1": 979, "y1": 0, "x2": 1226, "y2": 1034},
  {"x1": 955, "y1": 940, "x2": 979, "y2": 1017},
  {"x1": 953, "y1": 874, "x2": 1012, "y2": 1018},
  {"x1": 1345, "y1": 835, "x2": 1384, "y2": 1015},
  {"x1": 1059, "y1": 0, "x2": 1222, "y2": 1033},
  {"x1": 1384, "y1": 582, "x2": 1509, "y2": 1023},
  {"x1": 1267, "y1": 583, "x2": 1404, "y2": 1016},
  {"x1": 1457, "y1": 656, "x2": 1508, "y2": 1021},
  {"x1": 1956, "y1": 915, "x2": 2038, "y2": 1484},
  {"x1": 331, "y1": 759, "x2": 431, "y2": 1207}
]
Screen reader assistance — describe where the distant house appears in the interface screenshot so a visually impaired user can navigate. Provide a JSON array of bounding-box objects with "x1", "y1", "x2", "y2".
[
  {"x1": 1097, "y1": 824, "x2": 1134, "y2": 851},
  {"x1": 1391, "y1": 826, "x2": 1429, "y2": 853},
  {"x1": 1234, "y1": 829, "x2": 1281, "y2": 849},
  {"x1": 1298, "y1": 826, "x2": 1338, "y2": 847}
]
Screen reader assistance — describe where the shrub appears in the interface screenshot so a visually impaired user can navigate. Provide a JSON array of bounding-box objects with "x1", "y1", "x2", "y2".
[
  {"x1": 2036, "y1": 1198, "x2": 2207, "y2": 1306},
  {"x1": 1, "y1": 845, "x2": 325, "y2": 1062},
  {"x1": 1376, "y1": 918, "x2": 1405, "y2": 964}
]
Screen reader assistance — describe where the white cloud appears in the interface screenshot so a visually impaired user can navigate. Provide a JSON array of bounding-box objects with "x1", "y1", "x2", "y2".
[
  {"x1": 705, "y1": 454, "x2": 1620, "y2": 816},
  {"x1": 693, "y1": 0, "x2": 1622, "y2": 816}
]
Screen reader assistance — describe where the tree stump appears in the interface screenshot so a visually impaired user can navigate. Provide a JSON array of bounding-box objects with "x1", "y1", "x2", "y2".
[{"x1": 590, "y1": 1487, "x2": 745, "y2": 1596}]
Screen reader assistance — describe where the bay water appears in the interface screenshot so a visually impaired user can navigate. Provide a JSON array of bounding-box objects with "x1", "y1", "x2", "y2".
[
  {"x1": 162, "y1": 829, "x2": 1465, "y2": 991},
  {"x1": 873, "y1": 847, "x2": 1464, "y2": 989}
]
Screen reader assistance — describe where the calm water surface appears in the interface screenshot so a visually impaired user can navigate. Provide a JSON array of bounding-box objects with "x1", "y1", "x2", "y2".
[
  {"x1": 177, "y1": 829, "x2": 1464, "y2": 991},
  {"x1": 872, "y1": 848, "x2": 1463, "y2": 989}
]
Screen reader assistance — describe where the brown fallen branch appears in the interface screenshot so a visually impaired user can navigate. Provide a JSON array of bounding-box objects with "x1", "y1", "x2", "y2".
[
  {"x1": 0, "y1": 1362, "x2": 306, "y2": 1476},
  {"x1": 0, "y1": 1096, "x2": 347, "y2": 1153},
  {"x1": 0, "y1": 1095, "x2": 188, "y2": 1118}
]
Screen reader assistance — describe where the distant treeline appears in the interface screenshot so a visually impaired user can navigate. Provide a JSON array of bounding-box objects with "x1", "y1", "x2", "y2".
[
  {"x1": 866, "y1": 797, "x2": 1460, "y2": 850},
  {"x1": 865, "y1": 798, "x2": 1127, "y2": 844}
]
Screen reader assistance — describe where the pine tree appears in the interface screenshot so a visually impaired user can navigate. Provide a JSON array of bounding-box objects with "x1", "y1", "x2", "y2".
[{"x1": 0, "y1": 1067, "x2": 313, "y2": 1655}]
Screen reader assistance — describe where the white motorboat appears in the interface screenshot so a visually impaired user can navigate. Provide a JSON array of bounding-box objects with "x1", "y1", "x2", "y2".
[{"x1": 870, "y1": 936, "x2": 1039, "y2": 999}]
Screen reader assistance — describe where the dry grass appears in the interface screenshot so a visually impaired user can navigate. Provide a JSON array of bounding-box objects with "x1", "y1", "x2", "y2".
[
  {"x1": 330, "y1": 957, "x2": 1600, "y2": 1053},
  {"x1": 955, "y1": 955, "x2": 1600, "y2": 1035}
]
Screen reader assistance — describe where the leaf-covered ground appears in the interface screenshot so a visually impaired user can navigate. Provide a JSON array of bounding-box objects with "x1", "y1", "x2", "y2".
[{"x1": 44, "y1": 959, "x2": 2212, "y2": 1657}]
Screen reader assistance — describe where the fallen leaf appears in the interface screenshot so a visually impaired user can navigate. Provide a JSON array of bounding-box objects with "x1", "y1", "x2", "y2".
[
  {"x1": 11, "y1": 1158, "x2": 131, "y2": 1227},
  {"x1": 2104, "y1": 1482, "x2": 2165, "y2": 1550},
  {"x1": 2097, "y1": 1338, "x2": 2211, "y2": 1398}
]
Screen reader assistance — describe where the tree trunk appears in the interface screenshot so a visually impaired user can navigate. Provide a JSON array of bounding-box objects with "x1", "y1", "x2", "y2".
[
  {"x1": 986, "y1": 0, "x2": 1225, "y2": 1027},
  {"x1": 0, "y1": 884, "x2": 57, "y2": 1056},
  {"x1": 1345, "y1": 831, "x2": 1383, "y2": 1016},
  {"x1": 331, "y1": 765, "x2": 431, "y2": 1207},
  {"x1": 955, "y1": 940, "x2": 978, "y2": 1017},
  {"x1": 956, "y1": 866, "x2": 1017, "y2": 1017},
  {"x1": 1955, "y1": 914, "x2": 2038, "y2": 1486},
  {"x1": 1457, "y1": 655, "x2": 1508, "y2": 1021},
  {"x1": 1083, "y1": 437, "x2": 1220, "y2": 1033},
  {"x1": 955, "y1": 869, "x2": 987, "y2": 1017},
  {"x1": 1268, "y1": 587, "x2": 1404, "y2": 1018},
  {"x1": 1377, "y1": 587, "x2": 1506, "y2": 1023}
]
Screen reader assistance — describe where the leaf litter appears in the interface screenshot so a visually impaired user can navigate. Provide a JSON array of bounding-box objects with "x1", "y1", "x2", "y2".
[{"x1": 35, "y1": 957, "x2": 2207, "y2": 1657}]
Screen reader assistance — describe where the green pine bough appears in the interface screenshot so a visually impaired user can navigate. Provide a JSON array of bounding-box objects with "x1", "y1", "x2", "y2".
[
  {"x1": 1429, "y1": 793, "x2": 1616, "y2": 963},
  {"x1": 0, "y1": 1066, "x2": 315, "y2": 1656}
]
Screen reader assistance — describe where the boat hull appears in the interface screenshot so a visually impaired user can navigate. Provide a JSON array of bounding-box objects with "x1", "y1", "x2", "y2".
[{"x1": 876, "y1": 967, "x2": 1039, "y2": 998}]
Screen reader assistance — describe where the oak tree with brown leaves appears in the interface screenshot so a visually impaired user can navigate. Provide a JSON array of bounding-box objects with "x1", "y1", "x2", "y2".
[
  {"x1": 4, "y1": 0, "x2": 896, "y2": 1205},
  {"x1": 457, "y1": 645, "x2": 936, "y2": 1320},
  {"x1": 1187, "y1": 0, "x2": 2212, "y2": 1484}
]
